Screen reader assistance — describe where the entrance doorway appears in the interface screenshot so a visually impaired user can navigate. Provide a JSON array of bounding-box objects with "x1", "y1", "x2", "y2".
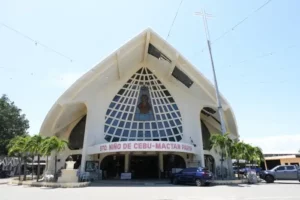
[
  {"x1": 100, "y1": 155, "x2": 125, "y2": 179},
  {"x1": 130, "y1": 156, "x2": 158, "y2": 179}
]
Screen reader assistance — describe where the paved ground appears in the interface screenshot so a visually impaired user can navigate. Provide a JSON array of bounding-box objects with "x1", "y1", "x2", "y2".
[
  {"x1": 0, "y1": 181, "x2": 299, "y2": 200},
  {"x1": 0, "y1": 177, "x2": 11, "y2": 184}
]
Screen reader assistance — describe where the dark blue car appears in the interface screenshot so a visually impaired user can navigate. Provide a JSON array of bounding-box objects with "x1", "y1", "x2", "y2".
[{"x1": 171, "y1": 167, "x2": 213, "y2": 186}]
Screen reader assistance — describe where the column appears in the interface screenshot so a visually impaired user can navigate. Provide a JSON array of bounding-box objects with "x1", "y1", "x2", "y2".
[
  {"x1": 124, "y1": 153, "x2": 129, "y2": 173},
  {"x1": 159, "y1": 153, "x2": 163, "y2": 179},
  {"x1": 80, "y1": 127, "x2": 89, "y2": 173}
]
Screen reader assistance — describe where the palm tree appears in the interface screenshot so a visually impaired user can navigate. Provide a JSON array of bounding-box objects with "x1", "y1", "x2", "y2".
[
  {"x1": 230, "y1": 140, "x2": 248, "y2": 179},
  {"x1": 40, "y1": 136, "x2": 68, "y2": 179},
  {"x1": 7, "y1": 136, "x2": 31, "y2": 181},
  {"x1": 26, "y1": 135, "x2": 44, "y2": 181},
  {"x1": 210, "y1": 132, "x2": 233, "y2": 179},
  {"x1": 252, "y1": 146, "x2": 264, "y2": 165},
  {"x1": 40, "y1": 137, "x2": 52, "y2": 174}
]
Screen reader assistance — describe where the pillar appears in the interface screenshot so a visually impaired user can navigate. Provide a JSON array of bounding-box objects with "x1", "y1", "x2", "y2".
[
  {"x1": 159, "y1": 153, "x2": 163, "y2": 179},
  {"x1": 80, "y1": 127, "x2": 89, "y2": 173},
  {"x1": 124, "y1": 153, "x2": 129, "y2": 173}
]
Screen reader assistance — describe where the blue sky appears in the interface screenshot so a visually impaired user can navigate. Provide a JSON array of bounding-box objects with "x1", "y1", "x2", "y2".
[{"x1": 1, "y1": 0, "x2": 299, "y2": 153}]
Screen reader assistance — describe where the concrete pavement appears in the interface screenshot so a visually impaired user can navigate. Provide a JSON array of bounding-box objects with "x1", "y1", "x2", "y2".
[{"x1": 1, "y1": 181, "x2": 300, "y2": 200}]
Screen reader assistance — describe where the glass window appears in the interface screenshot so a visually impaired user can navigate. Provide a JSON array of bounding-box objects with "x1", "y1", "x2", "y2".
[
  {"x1": 172, "y1": 104, "x2": 178, "y2": 110},
  {"x1": 123, "y1": 130, "x2": 129, "y2": 137},
  {"x1": 104, "y1": 125, "x2": 109, "y2": 132},
  {"x1": 115, "y1": 104, "x2": 121, "y2": 109},
  {"x1": 113, "y1": 96, "x2": 120, "y2": 102},
  {"x1": 151, "y1": 122, "x2": 157, "y2": 129},
  {"x1": 286, "y1": 166, "x2": 295, "y2": 170},
  {"x1": 111, "y1": 111, "x2": 117, "y2": 117},
  {"x1": 130, "y1": 106, "x2": 135, "y2": 112},
  {"x1": 139, "y1": 123, "x2": 143, "y2": 129},
  {"x1": 106, "y1": 109, "x2": 112, "y2": 115},
  {"x1": 170, "y1": 120, "x2": 175, "y2": 126},
  {"x1": 104, "y1": 135, "x2": 112, "y2": 142},
  {"x1": 145, "y1": 131, "x2": 151, "y2": 137},
  {"x1": 122, "y1": 113, "x2": 128, "y2": 120},
  {"x1": 116, "y1": 112, "x2": 122, "y2": 118},
  {"x1": 166, "y1": 113, "x2": 172, "y2": 119},
  {"x1": 125, "y1": 122, "x2": 131, "y2": 128},
  {"x1": 176, "y1": 135, "x2": 182, "y2": 141},
  {"x1": 171, "y1": 112, "x2": 177, "y2": 118},
  {"x1": 119, "y1": 121, "x2": 125, "y2": 128},
  {"x1": 132, "y1": 122, "x2": 137, "y2": 129},
  {"x1": 158, "y1": 122, "x2": 163, "y2": 128},
  {"x1": 138, "y1": 131, "x2": 143, "y2": 137},
  {"x1": 164, "y1": 121, "x2": 169, "y2": 128},
  {"x1": 166, "y1": 129, "x2": 172, "y2": 136},
  {"x1": 106, "y1": 118, "x2": 113, "y2": 125},
  {"x1": 178, "y1": 126, "x2": 182, "y2": 132},
  {"x1": 145, "y1": 123, "x2": 150, "y2": 129},
  {"x1": 159, "y1": 130, "x2": 166, "y2": 137},
  {"x1": 115, "y1": 129, "x2": 122, "y2": 136},
  {"x1": 104, "y1": 67, "x2": 183, "y2": 142},
  {"x1": 276, "y1": 166, "x2": 285, "y2": 171},
  {"x1": 112, "y1": 119, "x2": 119, "y2": 126},
  {"x1": 172, "y1": 127, "x2": 179, "y2": 135},
  {"x1": 152, "y1": 130, "x2": 159, "y2": 137},
  {"x1": 130, "y1": 130, "x2": 136, "y2": 137},
  {"x1": 112, "y1": 137, "x2": 119, "y2": 142},
  {"x1": 108, "y1": 127, "x2": 115, "y2": 134},
  {"x1": 175, "y1": 119, "x2": 181, "y2": 125}
]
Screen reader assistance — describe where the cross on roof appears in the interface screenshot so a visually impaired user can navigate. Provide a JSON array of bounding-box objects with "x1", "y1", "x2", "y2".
[{"x1": 195, "y1": 9, "x2": 213, "y2": 40}]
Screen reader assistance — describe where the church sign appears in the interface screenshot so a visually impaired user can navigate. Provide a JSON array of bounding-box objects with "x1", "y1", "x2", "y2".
[{"x1": 87, "y1": 141, "x2": 195, "y2": 154}]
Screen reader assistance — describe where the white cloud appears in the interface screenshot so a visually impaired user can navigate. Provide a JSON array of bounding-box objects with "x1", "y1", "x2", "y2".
[{"x1": 242, "y1": 134, "x2": 300, "y2": 154}]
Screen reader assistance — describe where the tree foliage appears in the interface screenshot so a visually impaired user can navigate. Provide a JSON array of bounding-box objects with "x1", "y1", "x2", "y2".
[{"x1": 0, "y1": 94, "x2": 30, "y2": 155}]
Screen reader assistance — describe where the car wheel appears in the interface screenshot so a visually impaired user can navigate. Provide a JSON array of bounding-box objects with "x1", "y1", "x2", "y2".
[
  {"x1": 265, "y1": 175, "x2": 274, "y2": 183},
  {"x1": 195, "y1": 179, "x2": 201, "y2": 186},
  {"x1": 173, "y1": 178, "x2": 178, "y2": 185}
]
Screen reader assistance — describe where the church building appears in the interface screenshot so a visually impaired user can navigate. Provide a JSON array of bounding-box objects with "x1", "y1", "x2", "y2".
[{"x1": 40, "y1": 28, "x2": 239, "y2": 180}]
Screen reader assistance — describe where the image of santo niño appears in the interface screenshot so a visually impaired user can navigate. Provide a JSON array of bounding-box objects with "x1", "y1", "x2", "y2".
[{"x1": 138, "y1": 94, "x2": 152, "y2": 114}]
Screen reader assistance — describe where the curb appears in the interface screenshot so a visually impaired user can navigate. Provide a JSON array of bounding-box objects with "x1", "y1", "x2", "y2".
[{"x1": 9, "y1": 179, "x2": 90, "y2": 188}]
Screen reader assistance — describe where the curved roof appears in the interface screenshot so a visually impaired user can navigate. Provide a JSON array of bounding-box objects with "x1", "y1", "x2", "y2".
[{"x1": 40, "y1": 28, "x2": 239, "y2": 138}]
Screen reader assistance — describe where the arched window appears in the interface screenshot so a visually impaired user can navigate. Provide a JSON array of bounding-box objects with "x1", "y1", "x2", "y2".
[
  {"x1": 68, "y1": 115, "x2": 86, "y2": 150},
  {"x1": 104, "y1": 67, "x2": 182, "y2": 142},
  {"x1": 201, "y1": 120, "x2": 211, "y2": 150}
]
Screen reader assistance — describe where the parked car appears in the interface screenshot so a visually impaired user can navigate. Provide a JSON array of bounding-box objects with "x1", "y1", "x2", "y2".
[
  {"x1": 0, "y1": 171, "x2": 10, "y2": 178},
  {"x1": 171, "y1": 167, "x2": 213, "y2": 186},
  {"x1": 259, "y1": 165, "x2": 300, "y2": 183}
]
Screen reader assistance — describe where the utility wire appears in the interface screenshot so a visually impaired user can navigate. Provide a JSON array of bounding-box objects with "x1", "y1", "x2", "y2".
[
  {"x1": 200, "y1": 0, "x2": 273, "y2": 52},
  {"x1": 0, "y1": 22, "x2": 74, "y2": 62},
  {"x1": 165, "y1": 0, "x2": 184, "y2": 41}
]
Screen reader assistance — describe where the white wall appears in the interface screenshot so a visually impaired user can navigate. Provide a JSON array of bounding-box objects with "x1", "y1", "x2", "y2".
[{"x1": 50, "y1": 59, "x2": 236, "y2": 177}]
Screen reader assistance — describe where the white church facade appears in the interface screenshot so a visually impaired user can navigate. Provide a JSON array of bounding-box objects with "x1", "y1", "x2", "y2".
[{"x1": 40, "y1": 28, "x2": 239, "y2": 180}]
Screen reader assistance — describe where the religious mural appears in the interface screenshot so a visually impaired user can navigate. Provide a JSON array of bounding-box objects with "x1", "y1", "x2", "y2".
[{"x1": 134, "y1": 86, "x2": 154, "y2": 121}]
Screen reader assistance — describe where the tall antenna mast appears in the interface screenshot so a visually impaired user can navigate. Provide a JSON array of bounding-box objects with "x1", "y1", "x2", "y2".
[{"x1": 195, "y1": 9, "x2": 227, "y2": 135}]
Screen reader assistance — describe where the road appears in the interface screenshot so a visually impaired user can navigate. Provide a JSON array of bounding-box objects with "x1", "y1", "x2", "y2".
[{"x1": 0, "y1": 181, "x2": 299, "y2": 200}]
